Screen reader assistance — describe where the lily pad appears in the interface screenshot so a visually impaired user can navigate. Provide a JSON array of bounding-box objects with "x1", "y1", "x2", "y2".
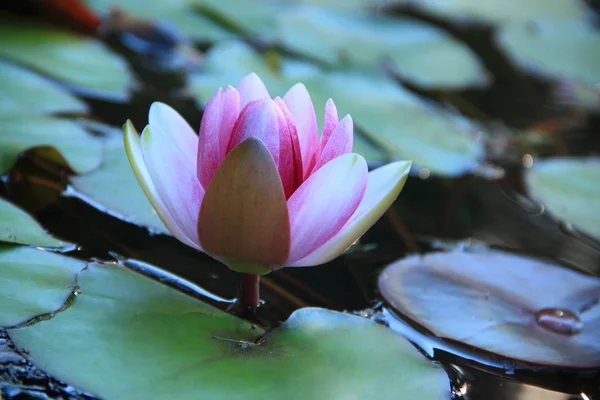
[
  {"x1": 525, "y1": 157, "x2": 600, "y2": 240},
  {"x1": 393, "y1": 0, "x2": 591, "y2": 25},
  {"x1": 0, "y1": 245, "x2": 84, "y2": 327},
  {"x1": 379, "y1": 251, "x2": 600, "y2": 368},
  {"x1": 303, "y1": 71, "x2": 485, "y2": 176},
  {"x1": 278, "y1": 6, "x2": 486, "y2": 89},
  {"x1": 0, "y1": 116, "x2": 104, "y2": 175},
  {"x1": 0, "y1": 198, "x2": 68, "y2": 247},
  {"x1": 69, "y1": 132, "x2": 168, "y2": 234},
  {"x1": 192, "y1": 41, "x2": 484, "y2": 176},
  {"x1": 0, "y1": 21, "x2": 131, "y2": 97},
  {"x1": 197, "y1": 0, "x2": 280, "y2": 38},
  {"x1": 0, "y1": 60, "x2": 87, "y2": 117},
  {"x1": 191, "y1": 40, "x2": 313, "y2": 102},
  {"x1": 86, "y1": 0, "x2": 232, "y2": 42},
  {"x1": 9, "y1": 261, "x2": 448, "y2": 399},
  {"x1": 497, "y1": 23, "x2": 600, "y2": 85}
]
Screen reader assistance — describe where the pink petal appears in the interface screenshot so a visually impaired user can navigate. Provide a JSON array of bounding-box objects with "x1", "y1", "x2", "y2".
[
  {"x1": 320, "y1": 98, "x2": 339, "y2": 149},
  {"x1": 197, "y1": 86, "x2": 241, "y2": 188},
  {"x1": 141, "y1": 125, "x2": 205, "y2": 248},
  {"x1": 228, "y1": 99, "x2": 281, "y2": 166},
  {"x1": 286, "y1": 153, "x2": 368, "y2": 264},
  {"x1": 198, "y1": 137, "x2": 290, "y2": 273},
  {"x1": 290, "y1": 161, "x2": 411, "y2": 266},
  {"x1": 123, "y1": 121, "x2": 200, "y2": 250},
  {"x1": 274, "y1": 97, "x2": 303, "y2": 198},
  {"x1": 311, "y1": 114, "x2": 353, "y2": 174},
  {"x1": 236, "y1": 73, "x2": 270, "y2": 109},
  {"x1": 283, "y1": 83, "x2": 318, "y2": 178},
  {"x1": 148, "y1": 102, "x2": 198, "y2": 171}
]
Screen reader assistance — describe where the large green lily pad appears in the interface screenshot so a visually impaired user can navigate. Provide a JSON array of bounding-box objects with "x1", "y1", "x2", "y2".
[
  {"x1": 525, "y1": 157, "x2": 600, "y2": 240},
  {"x1": 278, "y1": 6, "x2": 486, "y2": 89},
  {"x1": 0, "y1": 198, "x2": 68, "y2": 248},
  {"x1": 9, "y1": 260, "x2": 448, "y2": 399},
  {"x1": 69, "y1": 132, "x2": 168, "y2": 234},
  {"x1": 0, "y1": 21, "x2": 131, "y2": 97},
  {"x1": 0, "y1": 60, "x2": 87, "y2": 117},
  {"x1": 0, "y1": 245, "x2": 84, "y2": 327},
  {"x1": 192, "y1": 41, "x2": 483, "y2": 176},
  {"x1": 86, "y1": 0, "x2": 232, "y2": 42},
  {"x1": 497, "y1": 23, "x2": 600, "y2": 85},
  {"x1": 393, "y1": 0, "x2": 590, "y2": 25},
  {"x1": 0, "y1": 116, "x2": 104, "y2": 175}
]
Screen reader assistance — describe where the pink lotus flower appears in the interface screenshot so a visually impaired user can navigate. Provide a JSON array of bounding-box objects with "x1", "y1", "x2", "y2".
[{"x1": 124, "y1": 73, "x2": 410, "y2": 275}]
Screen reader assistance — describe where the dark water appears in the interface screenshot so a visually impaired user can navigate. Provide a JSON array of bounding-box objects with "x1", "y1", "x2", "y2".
[{"x1": 1, "y1": 1, "x2": 600, "y2": 399}]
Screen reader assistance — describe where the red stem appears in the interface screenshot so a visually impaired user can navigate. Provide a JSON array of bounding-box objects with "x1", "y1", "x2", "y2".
[{"x1": 239, "y1": 273, "x2": 260, "y2": 317}]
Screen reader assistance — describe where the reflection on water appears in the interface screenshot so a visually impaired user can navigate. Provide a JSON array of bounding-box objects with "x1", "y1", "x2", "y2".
[{"x1": 377, "y1": 308, "x2": 599, "y2": 400}]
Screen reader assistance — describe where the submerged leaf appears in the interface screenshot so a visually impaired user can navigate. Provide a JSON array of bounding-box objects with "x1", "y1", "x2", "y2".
[
  {"x1": 0, "y1": 198, "x2": 68, "y2": 247},
  {"x1": 0, "y1": 245, "x2": 84, "y2": 327},
  {"x1": 0, "y1": 116, "x2": 103, "y2": 175},
  {"x1": 379, "y1": 251, "x2": 600, "y2": 368},
  {"x1": 9, "y1": 260, "x2": 448, "y2": 400},
  {"x1": 525, "y1": 157, "x2": 600, "y2": 240}
]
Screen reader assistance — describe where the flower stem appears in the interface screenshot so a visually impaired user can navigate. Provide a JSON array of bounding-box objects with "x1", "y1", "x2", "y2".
[{"x1": 239, "y1": 273, "x2": 260, "y2": 317}]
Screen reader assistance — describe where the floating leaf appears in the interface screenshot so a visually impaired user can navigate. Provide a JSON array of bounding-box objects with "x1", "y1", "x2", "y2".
[
  {"x1": 86, "y1": 0, "x2": 232, "y2": 42},
  {"x1": 191, "y1": 40, "x2": 308, "y2": 102},
  {"x1": 0, "y1": 245, "x2": 84, "y2": 327},
  {"x1": 9, "y1": 261, "x2": 448, "y2": 400},
  {"x1": 198, "y1": 0, "x2": 280, "y2": 38},
  {"x1": 0, "y1": 60, "x2": 86, "y2": 117},
  {"x1": 497, "y1": 23, "x2": 600, "y2": 85},
  {"x1": 192, "y1": 41, "x2": 483, "y2": 175},
  {"x1": 0, "y1": 116, "x2": 103, "y2": 175},
  {"x1": 525, "y1": 157, "x2": 600, "y2": 240},
  {"x1": 392, "y1": 0, "x2": 591, "y2": 25},
  {"x1": 69, "y1": 133, "x2": 168, "y2": 234},
  {"x1": 278, "y1": 6, "x2": 486, "y2": 89},
  {"x1": 0, "y1": 21, "x2": 131, "y2": 97},
  {"x1": 303, "y1": 71, "x2": 485, "y2": 176},
  {"x1": 0, "y1": 198, "x2": 68, "y2": 248},
  {"x1": 379, "y1": 251, "x2": 600, "y2": 368}
]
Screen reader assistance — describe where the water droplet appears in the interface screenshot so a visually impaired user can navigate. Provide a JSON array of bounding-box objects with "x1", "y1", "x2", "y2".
[{"x1": 535, "y1": 308, "x2": 583, "y2": 335}]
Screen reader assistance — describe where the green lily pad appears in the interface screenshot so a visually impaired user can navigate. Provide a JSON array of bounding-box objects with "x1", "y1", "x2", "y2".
[
  {"x1": 379, "y1": 251, "x2": 600, "y2": 368},
  {"x1": 302, "y1": 70, "x2": 485, "y2": 176},
  {"x1": 191, "y1": 40, "x2": 310, "y2": 102},
  {"x1": 86, "y1": 0, "x2": 232, "y2": 42},
  {"x1": 0, "y1": 60, "x2": 87, "y2": 117},
  {"x1": 393, "y1": 0, "x2": 591, "y2": 25},
  {"x1": 0, "y1": 198, "x2": 68, "y2": 247},
  {"x1": 525, "y1": 157, "x2": 600, "y2": 240},
  {"x1": 0, "y1": 116, "x2": 104, "y2": 175},
  {"x1": 0, "y1": 245, "x2": 84, "y2": 327},
  {"x1": 192, "y1": 41, "x2": 483, "y2": 176},
  {"x1": 497, "y1": 23, "x2": 600, "y2": 85},
  {"x1": 69, "y1": 132, "x2": 168, "y2": 234},
  {"x1": 197, "y1": 0, "x2": 280, "y2": 38},
  {"x1": 278, "y1": 6, "x2": 486, "y2": 89},
  {"x1": 0, "y1": 21, "x2": 131, "y2": 97},
  {"x1": 9, "y1": 260, "x2": 448, "y2": 399}
]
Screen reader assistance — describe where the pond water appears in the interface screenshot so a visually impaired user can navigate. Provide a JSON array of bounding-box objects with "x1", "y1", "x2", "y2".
[{"x1": 1, "y1": 0, "x2": 599, "y2": 399}]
